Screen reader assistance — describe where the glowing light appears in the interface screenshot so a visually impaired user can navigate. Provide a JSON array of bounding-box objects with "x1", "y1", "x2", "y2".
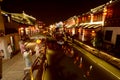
[
  {"x1": 20, "y1": 27, "x2": 24, "y2": 30},
  {"x1": 92, "y1": 30, "x2": 95, "y2": 33},
  {"x1": 36, "y1": 39, "x2": 41, "y2": 44},
  {"x1": 80, "y1": 21, "x2": 103, "y2": 25}
]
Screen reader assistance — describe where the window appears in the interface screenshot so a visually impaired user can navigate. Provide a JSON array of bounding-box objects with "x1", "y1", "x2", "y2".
[{"x1": 105, "y1": 30, "x2": 113, "y2": 41}]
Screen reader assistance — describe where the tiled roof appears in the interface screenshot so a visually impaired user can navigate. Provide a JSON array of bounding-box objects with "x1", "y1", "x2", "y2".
[{"x1": 1, "y1": 10, "x2": 36, "y2": 25}]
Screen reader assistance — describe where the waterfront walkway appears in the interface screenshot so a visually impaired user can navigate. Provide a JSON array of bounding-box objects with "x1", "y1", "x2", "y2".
[{"x1": 2, "y1": 42, "x2": 36, "y2": 80}]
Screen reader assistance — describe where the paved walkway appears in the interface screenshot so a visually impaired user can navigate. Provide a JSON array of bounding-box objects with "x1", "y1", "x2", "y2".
[{"x1": 2, "y1": 42, "x2": 36, "y2": 80}]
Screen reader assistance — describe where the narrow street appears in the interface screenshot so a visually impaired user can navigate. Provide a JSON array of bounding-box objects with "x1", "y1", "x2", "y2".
[
  {"x1": 2, "y1": 52, "x2": 25, "y2": 80},
  {"x1": 2, "y1": 42, "x2": 36, "y2": 80}
]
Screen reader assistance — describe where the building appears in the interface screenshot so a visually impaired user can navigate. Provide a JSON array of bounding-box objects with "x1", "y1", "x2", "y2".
[
  {"x1": 0, "y1": 10, "x2": 36, "y2": 59},
  {"x1": 103, "y1": 0, "x2": 120, "y2": 53},
  {"x1": 64, "y1": 0, "x2": 120, "y2": 55}
]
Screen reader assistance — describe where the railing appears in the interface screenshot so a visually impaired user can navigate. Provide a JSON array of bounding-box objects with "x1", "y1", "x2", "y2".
[
  {"x1": 23, "y1": 41, "x2": 47, "y2": 80},
  {"x1": 64, "y1": 36, "x2": 120, "y2": 69},
  {"x1": 23, "y1": 57, "x2": 42, "y2": 80},
  {"x1": 74, "y1": 39, "x2": 120, "y2": 69}
]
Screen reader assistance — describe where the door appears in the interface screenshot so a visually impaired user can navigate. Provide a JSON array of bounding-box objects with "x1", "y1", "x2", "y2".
[{"x1": 115, "y1": 35, "x2": 120, "y2": 48}]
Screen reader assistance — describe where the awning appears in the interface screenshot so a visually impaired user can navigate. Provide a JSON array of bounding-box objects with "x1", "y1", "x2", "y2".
[
  {"x1": 66, "y1": 25, "x2": 76, "y2": 28},
  {"x1": 79, "y1": 24, "x2": 102, "y2": 29}
]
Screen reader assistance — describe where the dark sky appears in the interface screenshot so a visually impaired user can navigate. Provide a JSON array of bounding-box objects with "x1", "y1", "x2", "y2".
[{"x1": 1, "y1": 0, "x2": 110, "y2": 26}]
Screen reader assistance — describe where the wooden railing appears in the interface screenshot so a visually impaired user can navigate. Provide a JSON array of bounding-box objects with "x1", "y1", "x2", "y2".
[
  {"x1": 23, "y1": 57, "x2": 41, "y2": 80},
  {"x1": 23, "y1": 41, "x2": 47, "y2": 80}
]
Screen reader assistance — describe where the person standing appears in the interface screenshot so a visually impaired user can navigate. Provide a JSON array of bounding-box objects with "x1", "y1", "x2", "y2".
[
  {"x1": 19, "y1": 40, "x2": 26, "y2": 54},
  {"x1": 0, "y1": 50, "x2": 4, "y2": 58},
  {"x1": 0, "y1": 50, "x2": 3, "y2": 79},
  {"x1": 7, "y1": 43, "x2": 13, "y2": 59},
  {"x1": 23, "y1": 48, "x2": 32, "y2": 67},
  {"x1": 34, "y1": 39, "x2": 46, "y2": 59},
  {"x1": 34, "y1": 39, "x2": 41, "y2": 58}
]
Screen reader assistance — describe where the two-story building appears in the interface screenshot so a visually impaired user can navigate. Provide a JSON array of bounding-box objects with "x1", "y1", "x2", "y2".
[
  {"x1": 103, "y1": 0, "x2": 120, "y2": 54},
  {"x1": 64, "y1": 0, "x2": 120, "y2": 53}
]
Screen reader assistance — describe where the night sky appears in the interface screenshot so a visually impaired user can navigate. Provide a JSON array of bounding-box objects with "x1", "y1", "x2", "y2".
[{"x1": 1, "y1": 0, "x2": 110, "y2": 26}]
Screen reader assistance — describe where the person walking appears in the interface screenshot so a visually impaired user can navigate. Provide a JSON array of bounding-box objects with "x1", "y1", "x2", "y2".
[
  {"x1": 23, "y1": 48, "x2": 32, "y2": 67},
  {"x1": 7, "y1": 43, "x2": 13, "y2": 59}
]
